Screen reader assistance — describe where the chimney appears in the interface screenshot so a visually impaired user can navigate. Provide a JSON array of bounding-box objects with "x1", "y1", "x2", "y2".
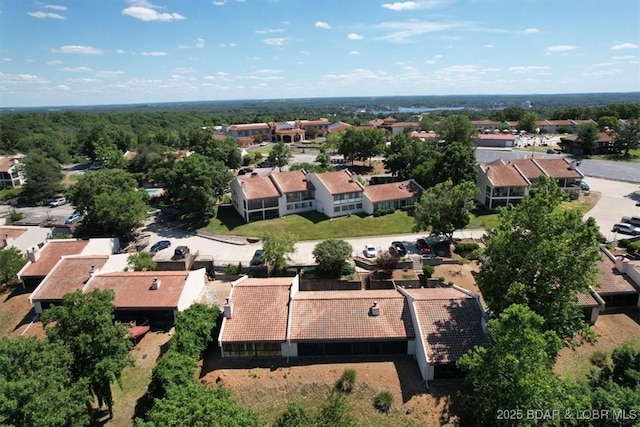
[
  {"x1": 27, "y1": 246, "x2": 40, "y2": 263},
  {"x1": 223, "y1": 297, "x2": 233, "y2": 319},
  {"x1": 150, "y1": 277, "x2": 161, "y2": 290},
  {"x1": 370, "y1": 301, "x2": 380, "y2": 317},
  {"x1": 486, "y1": 167, "x2": 492, "y2": 179},
  {"x1": 90, "y1": 264, "x2": 96, "y2": 275},
  {"x1": 3, "y1": 234, "x2": 13, "y2": 248}
]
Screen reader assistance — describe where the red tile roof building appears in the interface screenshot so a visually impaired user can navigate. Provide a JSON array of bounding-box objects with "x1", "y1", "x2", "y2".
[{"x1": 0, "y1": 154, "x2": 26, "y2": 188}]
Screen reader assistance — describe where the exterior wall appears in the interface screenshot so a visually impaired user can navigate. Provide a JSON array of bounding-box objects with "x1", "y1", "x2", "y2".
[
  {"x1": 176, "y1": 268, "x2": 207, "y2": 312},
  {"x1": 306, "y1": 174, "x2": 333, "y2": 217},
  {"x1": 278, "y1": 191, "x2": 315, "y2": 217},
  {"x1": 475, "y1": 164, "x2": 491, "y2": 206},
  {"x1": 281, "y1": 342, "x2": 298, "y2": 357},
  {"x1": 475, "y1": 137, "x2": 515, "y2": 148},
  {"x1": 396, "y1": 287, "x2": 432, "y2": 382},
  {"x1": 230, "y1": 177, "x2": 248, "y2": 221}
]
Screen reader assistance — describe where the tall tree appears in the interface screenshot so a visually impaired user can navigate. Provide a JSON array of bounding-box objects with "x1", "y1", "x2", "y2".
[
  {"x1": 191, "y1": 134, "x2": 242, "y2": 169},
  {"x1": 356, "y1": 127, "x2": 386, "y2": 165},
  {"x1": 437, "y1": 114, "x2": 477, "y2": 146},
  {"x1": 597, "y1": 116, "x2": 620, "y2": 132},
  {"x1": 22, "y1": 151, "x2": 63, "y2": 202},
  {"x1": 614, "y1": 119, "x2": 640, "y2": 157},
  {"x1": 69, "y1": 169, "x2": 148, "y2": 236},
  {"x1": 268, "y1": 142, "x2": 293, "y2": 171},
  {"x1": 165, "y1": 154, "x2": 232, "y2": 219},
  {"x1": 0, "y1": 337, "x2": 92, "y2": 427},
  {"x1": 458, "y1": 304, "x2": 564, "y2": 426},
  {"x1": 578, "y1": 122, "x2": 599, "y2": 155},
  {"x1": 419, "y1": 116, "x2": 436, "y2": 131},
  {"x1": 517, "y1": 111, "x2": 538, "y2": 134},
  {"x1": 383, "y1": 132, "x2": 431, "y2": 180},
  {"x1": 337, "y1": 127, "x2": 361, "y2": 164},
  {"x1": 0, "y1": 247, "x2": 28, "y2": 287},
  {"x1": 313, "y1": 239, "x2": 353, "y2": 276},
  {"x1": 432, "y1": 141, "x2": 477, "y2": 186},
  {"x1": 502, "y1": 105, "x2": 526, "y2": 121},
  {"x1": 476, "y1": 175, "x2": 601, "y2": 340},
  {"x1": 261, "y1": 231, "x2": 297, "y2": 273},
  {"x1": 413, "y1": 180, "x2": 478, "y2": 240},
  {"x1": 41, "y1": 290, "x2": 133, "y2": 419},
  {"x1": 315, "y1": 146, "x2": 331, "y2": 170}
]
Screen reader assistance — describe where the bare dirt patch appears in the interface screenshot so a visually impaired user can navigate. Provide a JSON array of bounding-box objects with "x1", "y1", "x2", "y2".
[
  {"x1": 433, "y1": 262, "x2": 484, "y2": 305},
  {"x1": 199, "y1": 354, "x2": 465, "y2": 426},
  {"x1": 0, "y1": 286, "x2": 43, "y2": 338}
]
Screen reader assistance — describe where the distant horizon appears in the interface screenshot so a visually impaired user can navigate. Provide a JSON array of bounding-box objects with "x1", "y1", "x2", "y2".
[
  {"x1": 1, "y1": 1, "x2": 638, "y2": 108},
  {"x1": 2, "y1": 91, "x2": 639, "y2": 112}
]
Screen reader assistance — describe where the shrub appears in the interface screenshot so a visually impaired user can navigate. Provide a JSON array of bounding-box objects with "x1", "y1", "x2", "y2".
[
  {"x1": 438, "y1": 276, "x2": 446, "y2": 282},
  {"x1": 422, "y1": 265, "x2": 435, "y2": 278},
  {"x1": 7, "y1": 211, "x2": 24, "y2": 224},
  {"x1": 341, "y1": 263, "x2": 355, "y2": 276},
  {"x1": 459, "y1": 257, "x2": 468, "y2": 265},
  {"x1": 619, "y1": 239, "x2": 631, "y2": 249},
  {"x1": 226, "y1": 262, "x2": 242, "y2": 275},
  {"x1": 336, "y1": 369, "x2": 356, "y2": 393},
  {"x1": 373, "y1": 389, "x2": 394, "y2": 414},
  {"x1": 590, "y1": 350, "x2": 608, "y2": 368},
  {"x1": 455, "y1": 242, "x2": 480, "y2": 253}
]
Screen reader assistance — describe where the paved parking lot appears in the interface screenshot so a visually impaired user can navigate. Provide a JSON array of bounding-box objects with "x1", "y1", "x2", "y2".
[{"x1": 582, "y1": 177, "x2": 640, "y2": 241}]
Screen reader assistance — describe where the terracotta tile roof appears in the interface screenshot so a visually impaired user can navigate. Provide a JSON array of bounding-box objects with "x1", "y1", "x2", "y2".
[
  {"x1": 31, "y1": 256, "x2": 109, "y2": 301},
  {"x1": 577, "y1": 291, "x2": 600, "y2": 307},
  {"x1": 0, "y1": 227, "x2": 27, "y2": 248},
  {"x1": 482, "y1": 160, "x2": 529, "y2": 187},
  {"x1": 85, "y1": 271, "x2": 191, "y2": 309},
  {"x1": 227, "y1": 123, "x2": 270, "y2": 131},
  {"x1": 238, "y1": 175, "x2": 281, "y2": 199},
  {"x1": 0, "y1": 156, "x2": 17, "y2": 173},
  {"x1": 328, "y1": 122, "x2": 351, "y2": 133},
  {"x1": 406, "y1": 288, "x2": 488, "y2": 365},
  {"x1": 313, "y1": 170, "x2": 363, "y2": 195},
  {"x1": 595, "y1": 257, "x2": 640, "y2": 295},
  {"x1": 543, "y1": 120, "x2": 573, "y2": 126},
  {"x1": 390, "y1": 121, "x2": 420, "y2": 128},
  {"x1": 369, "y1": 119, "x2": 384, "y2": 127},
  {"x1": 298, "y1": 119, "x2": 330, "y2": 126},
  {"x1": 123, "y1": 150, "x2": 139, "y2": 161},
  {"x1": 271, "y1": 170, "x2": 314, "y2": 193},
  {"x1": 21, "y1": 240, "x2": 90, "y2": 277},
  {"x1": 471, "y1": 120, "x2": 500, "y2": 126},
  {"x1": 532, "y1": 158, "x2": 582, "y2": 179},
  {"x1": 364, "y1": 180, "x2": 422, "y2": 203},
  {"x1": 510, "y1": 159, "x2": 546, "y2": 179},
  {"x1": 290, "y1": 290, "x2": 415, "y2": 341},
  {"x1": 411, "y1": 131, "x2": 439, "y2": 139},
  {"x1": 505, "y1": 121, "x2": 519, "y2": 127},
  {"x1": 221, "y1": 278, "x2": 292, "y2": 343}
]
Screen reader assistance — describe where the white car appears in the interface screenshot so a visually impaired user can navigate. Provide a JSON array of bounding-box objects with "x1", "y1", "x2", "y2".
[{"x1": 364, "y1": 244, "x2": 378, "y2": 258}]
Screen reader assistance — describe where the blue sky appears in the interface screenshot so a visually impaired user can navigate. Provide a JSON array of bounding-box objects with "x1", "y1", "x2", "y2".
[{"x1": 1, "y1": 0, "x2": 639, "y2": 107}]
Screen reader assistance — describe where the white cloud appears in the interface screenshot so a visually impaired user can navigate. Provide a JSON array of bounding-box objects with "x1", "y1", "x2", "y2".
[
  {"x1": 195, "y1": 38, "x2": 205, "y2": 48},
  {"x1": 381, "y1": 1, "x2": 448, "y2": 11},
  {"x1": 484, "y1": 44, "x2": 494, "y2": 48},
  {"x1": 47, "y1": 60, "x2": 63, "y2": 65},
  {"x1": 116, "y1": 49, "x2": 126, "y2": 54},
  {"x1": 63, "y1": 66, "x2": 94, "y2": 72},
  {"x1": 374, "y1": 19, "x2": 472, "y2": 43},
  {"x1": 67, "y1": 78, "x2": 99, "y2": 83},
  {"x1": 315, "y1": 21, "x2": 331, "y2": 29},
  {"x1": 523, "y1": 28, "x2": 539, "y2": 34},
  {"x1": 219, "y1": 42, "x2": 237, "y2": 48},
  {"x1": 141, "y1": 51, "x2": 167, "y2": 56},
  {"x1": 53, "y1": 45, "x2": 104, "y2": 54},
  {"x1": 2, "y1": 58, "x2": 12, "y2": 62},
  {"x1": 255, "y1": 28, "x2": 285, "y2": 34},
  {"x1": 95, "y1": 70, "x2": 124, "y2": 78},
  {"x1": 546, "y1": 45, "x2": 578, "y2": 52},
  {"x1": 431, "y1": 64, "x2": 500, "y2": 83},
  {"x1": 122, "y1": 1, "x2": 185, "y2": 22},
  {"x1": 434, "y1": 54, "x2": 443, "y2": 58},
  {"x1": 350, "y1": 50, "x2": 359, "y2": 55},
  {"x1": 262, "y1": 37, "x2": 290, "y2": 45},
  {"x1": 44, "y1": 5, "x2": 67, "y2": 10},
  {"x1": 611, "y1": 42, "x2": 639, "y2": 50},
  {"x1": 424, "y1": 60, "x2": 436, "y2": 64},
  {"x1": 212, "y1": 0, "x2": 226, "y2": 5},
  {"x1": 0, "y1": 72, "x2": 48, "y2": 84},
  {"x1": 299, "y1": 50, "x2": 309, "y2": 56},
  {"x1": 347, "y1": 33, "x2": 364, "y2": 40},
  {"x1": 252, "y1": 69, "x2": 283, "y2": 74},
  {"x1": 55, "y1": 85, "x2": 71, "y2": 91},
  {"x1": 612, "y1": 55, "x2": 636, "y2": 60},
  {"x1": 28, "y1": 11, "x2": 65, "y2": 19},
  {"x1": 509, "y1": 65, "x2": 551, "y2": 73},
  {"x1": 173, "y1": 67, "x2": 196, "y2": 74}
]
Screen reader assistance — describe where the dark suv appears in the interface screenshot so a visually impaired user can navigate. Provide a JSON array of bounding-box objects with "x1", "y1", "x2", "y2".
[{"x1": 173, "y1": 246, "x2": 190, "y2": 259}]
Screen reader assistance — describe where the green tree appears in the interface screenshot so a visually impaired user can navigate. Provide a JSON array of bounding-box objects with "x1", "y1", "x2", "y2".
[
  {"x1": 68, "y1": 169, "x2": 148, "y2": 236},
  {"x1": 517, "y1": 111, "x2": 538, "y2": 134},
  {"x1": 337, "y1": 127, "x2": 361, "y2": 164},
  {"x1": 432, "y1": 141, "x2": 477, "y2": 186},
  {"x1": 413, "y1": 180, "x2": 478, "y2": 240},
  {"x1": 165, "y1": 154, "x2": 232, "y2": 219},
  {"x1": 597, "y1": 116, "x2": 620, "y2": 132},
  {"x1": 192, "y1": 135, "x2": 242, "y2": 169},
  {"x1": 437, "y1": 114, "x2": 477, "y2": 146},
  {"x1": 268, "y1": 142, "x2": 293, "y2": 171},
  {"x1": 324, "y1": 131, "x2": 343, "y2": 153},
  {"x1": 127, "y1": 252, "x2": 156, "y2": 271},
  {"x1": 579, "y1": 122, "x2": 599, "y2": 155},
  {"x1": 458, "y1": 304, "x2": 564, "y2": 426},
  {"x1": 502, "y1": 105, "x2": 526, "y2": 121},
  {"x1": 315, "y1": 146, "x2": 331, "y2": 170},
  {"x1": 384, "y1": 132, "x2": 431, "y2": 180},
  {"x1": 261, "y1": 231, "x2": 297, "y2": 273},
  {"x1": 274, "y1": 402, "x2": 313, "y2": 427},
  {"x1": 170, "y1": 304, "x2": 219, "y2": 360},
  {"x1": 476, "y1": 175, "x2": 602, "y2": 340},
  {"x1": 312, "y1": 239, "x2": 353, "y2": 276},
  {"x1": 0, "y1": 246, "x2": 28, "y2": 286},
  {"x1": 22, "y1": 151, "x2": 63, "y2": 202},
  {"x1": 0, "y1": 337, "x2": 91, "y2": 427},
  {"x1": 41, "y1": 289, "x2": 133, "y2": 419},
  {"x1": 357, "y1": 127, "x2": 386, "y2": 165},
  {"x1": 315, "y1": 392, "x2": 354, "y2": 427},
  {"x1": 614, "y1": 119, "x2": 640, "y2": 157},
  {"x1": 419, "y1": 116, "x2": 436, "y2": 131}
]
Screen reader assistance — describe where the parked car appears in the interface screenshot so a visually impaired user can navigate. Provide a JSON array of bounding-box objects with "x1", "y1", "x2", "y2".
[
  {"x1": 257, "y1": 160, "x2": 272, "y2": 168},
  {"x1": 364, "y1": 244, "x2": 378, "y2": 258},
  {"x1": 49, "y1": 197, "x2": 67, "y2": 207},
  {"x1": 580, "y1": 180, "x2": 590, "y2": 191},
  {"x1": 621, "y1": 215, "x2": 640, "y2": 227},
  {"x1": 64, "y1": 212, "x2": 84, "y2": 224},
  {"x1": 173, "y1": 246, "x2": 190, "y2": 259},
  {"x1": 238, "y1": 167, "x2": 253, "y2": 175},
  {"x1": 250, "y1": 249, "x2": 264, "y2": 266},
  {"x1": 150, "y1": 240, "x2": 171, "y2": 252},
  {"x1": 415, "y1": 238, "x2": 431, "y2": 254},
  {"x1": 612, "y1": 223, "x2": 640, "y2": 236},
  {"x1": 390, "y1": 241, "x2": 407, "y2": 257},
  {"x1": 546, "y1": 149, "x2": 555, "y2": 154}
]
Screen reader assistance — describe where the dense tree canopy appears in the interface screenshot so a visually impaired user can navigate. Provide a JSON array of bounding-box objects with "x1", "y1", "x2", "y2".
[
  {"x1": 0, "y1": 247, "x2": 28, "y2": 286},
  {"x1": 436, "y1": 114, "x2": 477, "y2": 146},
  {"x1": 313, "y1": 239, "x2": 353, "y2": 276},
  {"x1": 413, "y1": 180, "x2": 478, "y2": 239},
  {"x1": 431, "y1": 141, "x2": 477, "y2": 187},
  {"x1": 383, "y1": 132, "x2": 432, "y2": 180},
  {"x1": 41, "y1": 289, "x2": 133, "y2": 419},
  {"x1": 476, "y1": 175, "x2": 601, "y2": 340},
  {"x1": 337, "y1": 127, "x2": 385, "y2": 164},
  {"x1": 614, "y1": 119, "x2": 640, "y2": 156},
  {"x1": 517, "y1": 111, "x2": 538, "y2": 134},
  {"x1": 0, "y1": 337, "x2": 91, "y2": 427},
  {"x1": 68, "y1": 168, "x2": 148, "y2": 235},
  {"x1": 268, "y1": 142, "x2": 293, "y2": 171},
  {"x1": 262, "y1": 231, "x2": 297, "y2": 273},
  {"x1": 22, "y1": 151, "x2": 63, "y2": 201}
]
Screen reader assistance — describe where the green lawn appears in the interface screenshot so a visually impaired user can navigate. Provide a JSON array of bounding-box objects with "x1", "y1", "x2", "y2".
[{"x1": 574, "y1": 148, "x2": 640, "y2": 163}]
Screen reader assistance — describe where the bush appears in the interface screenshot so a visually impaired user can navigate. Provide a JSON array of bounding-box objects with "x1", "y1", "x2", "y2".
[
  {"x1": 373, "y1": 389, "x2": 394, "y2": 414},
  {"x1": 226, "y1": 262, "x2": 242, "y2": 275},
  {"x1": 590, "y1": 350, "x2": 608, "y2": 368},
  {"x1": 7, "y1": 211, "x2": 24, "y2": 224},
  {"x1": 438, "y1": 276, "x2": 446, "y2": 282},
  {"x1": 422, "y1": 265, "x2": 435, "y2": 278},
  {"x1": 455, "y1": 242, "x2": 480, "y2": 253},
  {"x1": 336, "y1": 369, "x2": 356, "y2": 393},
  {"x1": 619, "y1": 239, "x2": 631, "y2": 249}
]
